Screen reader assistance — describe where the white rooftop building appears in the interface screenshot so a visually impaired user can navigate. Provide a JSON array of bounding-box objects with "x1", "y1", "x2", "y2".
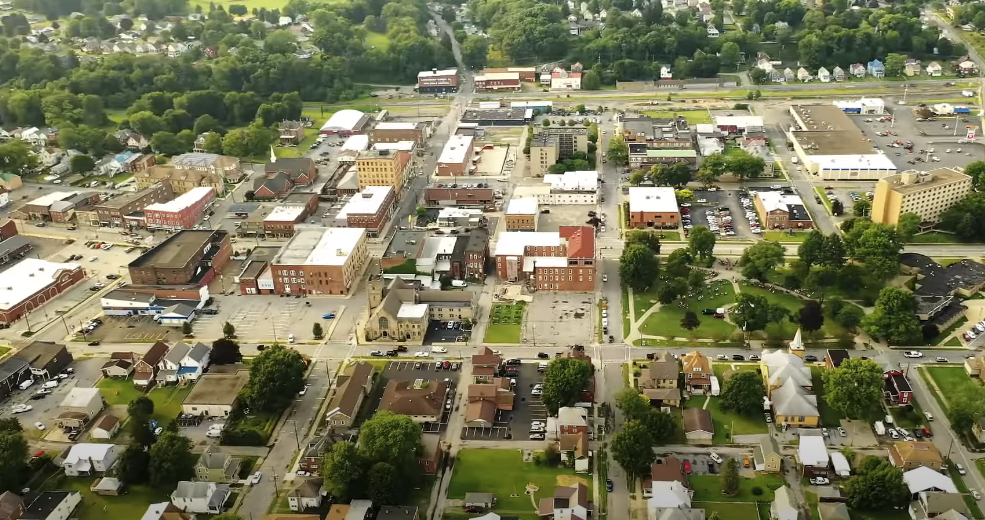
[
  {"x1": 756, "y1": 191, "x2": 808, "y2": 214},
  {"x1": 418, "y1": 68, "x2": 458, "y2": 79},
  {"x1": 27, "y1": 191, "x2": 80, "y2": 208},
  {"x1": 374, "y1": 122, "x2": 418, "y2": 131},
  {"x1": 320, "y1": 109, "x2": 367, "y2": 134},
  {"x1": 341, "y1": 134, "x2": 370, "y2": 152},
  {"x1": 798, "y1": 434, "x2": 829, "y2": 467},
  {"x1": 904, "y1": 466, "x2": 958, "y2": 494},
  {"x1": 543, "y1": 170, "x2": 598, "y2": 191},
  {"x1": 494, "y1": 231, "x2": 562, "y2": 256},
  {"x1": 371, "y1": 141, "x2": 416, "y2": 152},
  {"x1": 833, "y1": 97, "x2": 886, "y2": 115},
  {"x1": 144, "y1": 186, "x2": 214, "y2": 213},
  {"x1": 506, "y1": 197, "x2": 539, "y2": 215},
  {"x1": 417, "y1": 235, "x2": 458, "y2": 274},
  {"x1": 628, "y1": 187, "x2": 679, "y2": 213},
  {"x1": 437, "y1": 207, "x2": 484, "y2": 227},
  {"x1": 273, "y1": 227, "x2": 367, "y2": 266},
  {"x1": 263, "y1": 205, "x2": 306, "y2": 223},
  {"x1": 0, "y1": 258, "x2": 82, "y2": 311},
  {"x1": 336, "y1": 186, "x2": 394, "y2": 221},
  {"x1": 438, "y1": 134, "x2": 474, "y2": 167}
]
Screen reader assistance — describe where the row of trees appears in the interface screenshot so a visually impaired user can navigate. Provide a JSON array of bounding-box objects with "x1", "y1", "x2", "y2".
[{"x1": 611, "y1": 389, "x2": 677, "y2": 479}]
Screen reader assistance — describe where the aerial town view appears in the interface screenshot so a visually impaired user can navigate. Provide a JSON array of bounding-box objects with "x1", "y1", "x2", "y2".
[{"x1": 4, "y1": 0, "x2": 985, "y2": 519}]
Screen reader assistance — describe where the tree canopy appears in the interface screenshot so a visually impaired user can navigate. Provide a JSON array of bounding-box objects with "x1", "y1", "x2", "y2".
[
  {"x1": 240, "y1": 344, "x2": 306, "y2": 413},
  {"x1": 619, "y1": 244, "x2": 659, "y2": 292},
  {"x1": 719, "y1": 371, "x2": 766, "y2": 416},
  {"x1": 861, "y1": 287, "x2": 921, "y2": 345},
  {"x1": 822, "y1": 358, "x2": 885, "y2": 419},
  {"x1": 542, "y1": 357, "x2": 593, "y2": 414},
  {"x1": 843, "y1": 456, "x2": 908, "y2": 510}
]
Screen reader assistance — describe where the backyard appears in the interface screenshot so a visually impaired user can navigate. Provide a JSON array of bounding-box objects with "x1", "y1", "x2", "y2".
[
  {"x1": 685, "y1": 369, "x2": 769, "y2": 444},
  {"x1": 637, "y1": 280, "x2": 738, "y2": 340},
  {"x1": 97, "y1": 377, "x2": 193, "y2": 425},
  {"x1": 692, "y1": 502, "x2": 761, "y2": 520},
  {"x1": 689, "y1": 473, "x2": 783, "y2": 502},
  {"x1": 42, "y1": 474, "x2": 174, "y2": 520},
  {"x1": 810, "y1": 366, "x2": 847, "y2": 427},
  {"x1": 447, "y1": 449, "x2": 592, "y2": 517},
  {"x1": 484, "y1": 303, "x2": 526, "y2": 344}
]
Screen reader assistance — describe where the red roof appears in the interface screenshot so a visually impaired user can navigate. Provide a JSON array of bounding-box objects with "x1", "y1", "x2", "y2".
[{"x1": 560, "y1": 226, "x2": 595, "y2": 260}]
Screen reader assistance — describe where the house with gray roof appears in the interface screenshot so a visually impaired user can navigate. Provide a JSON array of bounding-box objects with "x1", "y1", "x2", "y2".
[
  {"x1": 170, "y1": 481, "x2": 231, "y2": 514},
  {"x1": 193, "y1": 445, "x2": 241, "y2": 483}
]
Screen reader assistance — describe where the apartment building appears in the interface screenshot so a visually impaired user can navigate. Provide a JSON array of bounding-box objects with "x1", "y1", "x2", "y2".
[
  {"x1": 355, "y1": 149, "x2": 411, "y2": 192},
  {"x1": 528, "y1": 127, "x2": 590, "y2": 177},
  {"x1": 93, "y1": 183, "x2": 174, "y2": 228},
  {"x1": 269, "y1": 227, "x2": 369, "y2": 296},
  {"x1": 170, "y1": 152, "x2": 243, "y2": 182},
  {"x1": 494, "y1": 226, "x2": 595, "y2": 291},
  {"x1": 417, "y1": 68, "x2": 459, "y2": 94},
  {"x1": 334, "y1": 186, "x2": 396, "y2": 237},
  {"x1": 136, "y1": 166, "x2": 226, "y2": 196},
  {"x1": 436, "y1": 135, "x2": 474, "y2": 177},
  {"x1": 871, "y1": 167, "x2": 973, "y2": 226},
  {"x1": 144, "y1": 187, "x2": 216, "y2": 230},
  {"x1": 128, "y1": 230, "x2": 232, "y2": 286},
  {"x1": 368, "y1": 122, "x2": 429, "y2": 147}
]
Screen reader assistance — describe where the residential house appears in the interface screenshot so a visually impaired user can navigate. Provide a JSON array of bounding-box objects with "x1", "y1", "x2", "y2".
[
  {"x1": 905, "y1": 59, "x2": 923, "y2": 76},
  {"x1": 558, "y1": 431, "x2": 590, "y2": 473},
  {"x1": 753, "y1": 435, "x2": 782, "y2": 473},
  {"x1": 926, "y1": 61, "x2": 943, "y2": 76},
  {"x1": 889, "y1": 441, "x2": 943, "y2": 471},
  {"x1": 681, "y1": 351, "x2": 711, "y2": 394},
  {"x1": 771, "y1": 486, "x2": 799, "y2": 520},
  {"x1": 0, "y1": 172, "x2": 22, "y2": 191},
  {"x1": 101, "y1": 352, "x2": 136, "y2": 378},
  {"x1": 194, "y1": 445, "x2": 242, "y2": 483},
  {"x1": 157, "y1": 342, "x2": 189, "y2": 384},
  {"x1": 278, "y1": 121, "x2": 306, "y2": 145},
  {"x1": 646, "y1": 479, "x2": 692, "y2": 510},
  {"x1": 326, "y1": 362, "x2": 375, "y2": 428},
  {"x1": 61, "y1": 443, "x2": 119, "y2": 476},
  {"x1": 557, "y1": 406, "x2": 589, "y2": 435},
  {"x1": 706, "y1": 25, "x2": 719, "y2": 37},
  {"x1": 767, "y1": 69, "x2": 785, "y2": 83},
  {"x1": 298, "y1": 433, "x2": 334, "y2": 475},
  {"x1": 639, "y1": 352, "x2": 681, "y2": 408},
  {"x1": 974, "y1": 418, "x2": 985, "y2": 443},
  {"x1": 537, "y1": 484, "x2": 590, "y2": 520},
  {"x1": 170, "y1": 482, "x2": 231, "y2": 514},
  {"x1": 660, "y1": 66, "x2": 672, "y2": 79},
  {"x1": 58, "y1": 388, "x2": 104, "y2": 429},
  {"x1": 177, "y1": 342, "x2": 211, "y2": 381},
  {"x1": 885, "y1": 372, "x2": 913, "y2": 405},
  {"x1": 21, "y1": 492, "x2": 81, "y2": 520},
  {"x1": 89, "y1": 414, "x2": 120, "y2": 440},
  {"x1": 288, "y1": 478, "x2": 323, "y2": 512},
  {"x1": 464, "y1": 493, "x2": 496, "y2": 510},
  {"x1": 832, "y1": 66, "x2": 847, "y2": 81},
  {"x1": 126, "y1": 133, "x2": 150, "y2": 151},
  {"x1": 770, "y1": 379, "x2": 820, "y2": 427},
  {"x1": 956, "y1": 58, "x2": 978, "y2": 75},
  {"x1": 783, "y1": 68, "x2": 795, "y2": 82},
  {"x1": 645, "y1": 456, "x2": 690, "y2": 498},
  {"x1": 378, "y1": 379, "x2": 448, "y2": 423},
  {"x1": 798, "y1": 434, "x2": 829, "y2": 477},
  {"x1": 904, "y1": 466, "x2": 958, "y2": 495},
  {"x1": 850, "y1": 63, "x2": 867, "y2": 78},
  {"x1": 465, "y1": 378, "x2": 515, "y2": 428},
  {"x1": 868, "y1": 59, "x2": 885, "y2": 78},
  {"x1": 682, "y1": 408, "x2": 713, "y2": 444},
  {"x1": 472, "y1": 347, "x2": 502, "y2": 369},
  {"x1": 134, "y1": 341, "x2": 169, "y2": 386},
  {"x1": 817, "y1": 67, "x2": 831, "y2": 82},
  {"x1": 818, "y1": 503, "x2": 851, "y2": 520},
  {"x1": 193, "y1": 133, "x2": 217, "y2": 153},
  {"x1": 920, "y1": 493, "x2": 969, "y2": 518},
  {"x1": 797, "y1": 67, "x2": 811, "y2": 82}
]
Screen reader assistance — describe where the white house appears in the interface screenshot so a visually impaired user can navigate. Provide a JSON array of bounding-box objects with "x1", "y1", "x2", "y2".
[
  {"x1": 648, "y1": 481, "x2": 691, "y2": 508},
  {"x1": 278, "y1": 15, "x2": 293, "y2": 26},
  {"x1": 62, "y1": 444, "x2": 119, "y2": 476},
  {"x1": 706, "y1": 24, "x2": 719, "y2": 37},
  {"x1": 89, "y1": 414, "x2": 120, "y2": 440},
  {"x1": 179, "y1": 342, "x2": 212, "y2": 381},
  {"x1": 926, "y1": 61, "x2": 943, "y2": 76},
  {"x1": 797, "y1": 67, "x2": 811, "y2": 82},
  {"x1": 288, "y1": 478, "x2": 324, "y2": 511},
  {"x1": 157, "y1": 341, "x2": 189, "y2": 384},
  {"x1": 772, "y1": 486, "x2": 799, "y2": 520},
  {"x1": 660, "y1": 66, "x2": 673, "y2": 79},
  {"x1": 817, "y1": 67, "x2": 831, "y2": 82},
  {"x1": 18, "y1": 127, "x2": 46, "y2": 147},
  {"x1": 170, "y1": 481, "x2": 231, "y2": 514},
  {"x1": 60, "y1": 388, "x2": 104, "y2": 421},
  {"x1": 23, "y1": 491, "x2": 81, "y2": 520}
]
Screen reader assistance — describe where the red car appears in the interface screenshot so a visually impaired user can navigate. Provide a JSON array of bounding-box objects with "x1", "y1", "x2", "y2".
[
  {"x1": 443, "y1": 361, "x2": 450, "y2": 369},
  {"x1": 683, "y1": 461, "x2": 692, "y2": 473},
  {"x1": 922, "y1": 427, "x2": 933, "y2": 437}
]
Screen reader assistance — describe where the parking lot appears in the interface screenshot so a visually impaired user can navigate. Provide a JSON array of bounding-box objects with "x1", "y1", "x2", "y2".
[
  {"x1": 461, "y1": 362, "x2": 548, "y2": 440},
  {"x1": 194, "y1": 295, "x2": 350, "y2": 342},
  {"x1": 523, "y1": 293, "x2": 596, "y2": 347},
  {"x1": 684, "y1": 188, "x2": 758, "y2": 239},
  {"x1": 538, "y1": 206, "x2": 596, "y2": 233},
  {"x1": 851, "y1": 109, "x2": 985, "y2": 171},
  {"x1": 0, "y1": 357, "x2": 106, "y2": 438},
  {"x1": 378, "y1": 359, "x2": 461, "y2": 432},
  {"x1": 424, "y1": 320, "x2": 472, "y2": 344}
]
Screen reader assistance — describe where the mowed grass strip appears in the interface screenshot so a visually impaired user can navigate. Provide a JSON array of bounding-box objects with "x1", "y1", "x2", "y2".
[
  {"x1": 689, "y1": 474, "x2": 783, "y2": 502},
  {"x1": 447, "y1": 449, "x2": 593, "y2": 513},
  {"x1": 693, "y1": 501, "x2": 761, "y2": 520}
]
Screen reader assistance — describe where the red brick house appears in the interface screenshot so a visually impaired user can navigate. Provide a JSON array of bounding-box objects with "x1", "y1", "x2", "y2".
[{"x1": 265, "y1": 158, "x2": 315, "y2": 187}]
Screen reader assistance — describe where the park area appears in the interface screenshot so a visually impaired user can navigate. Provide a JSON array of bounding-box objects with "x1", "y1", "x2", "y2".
[
  {"x1": 484, "y1": 302, "x2": 526, "y2": 343},
  {"x1": 446, "y1": 449, "x2": 592, "y2": 520}
]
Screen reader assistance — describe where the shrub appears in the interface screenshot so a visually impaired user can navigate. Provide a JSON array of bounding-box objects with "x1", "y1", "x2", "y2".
[{"x1": 751, "y1": 487, "x2": 763, "y2": 496}]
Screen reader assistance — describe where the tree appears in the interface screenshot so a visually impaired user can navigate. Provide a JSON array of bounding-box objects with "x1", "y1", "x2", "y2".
[
  {"x1": 656, "y1": 277, "x2": 688, "y2": 304},
  {"x1": 947, "y1": 393, "x2": 985, "y2": 432},
  {"x1": 697, "y1": 153, "x2": 727, "y2": 186},
  {"x1": 798, "y1": 300, "x2": 824, "y2": 334},
  {"x1": 720, "y1": 371, "x2": 766, "y2": 415},
  {"x1": 181, "y1": 322, "x2": 192, "y2": 335},
  {"x1": 721, "y1": 457, "x2": 739, "y2": 495},
  {"x1": 359, "y1": 412, "x2": 422, "y2": 481},
  {"x1": 542, "y1": 119, "x2": 552, "y2": 127},
  {"x1": 322, "y1": 441, "x2": 365, "y2": 501},
  {"x1": 738, "y1": 241, "x2": 785, "y2": 281},
  {"x1": 128, "y1": 396, "x2": 154, "y2": 419},
  {"x1": 861, "y1": 287, "x2": 921, "y2": 345},
  {"x1": 732, "y1": 293, "x2": 777, "y2": 333},
  {"x1": 681, "y1": 311, "x2": 700, "y2": 331},
  {"x1": 610, "y1": 420, "x2": 656, "y2": 480},
  {"x1": 582, "y1": 70, "x2": 602, "y2": 90},
  {"x1": 212, "y1": 515, "x2": 245, "y2": 520},
  {"x1": 852, "y1": 198, "x2": 871, "y2": 217},
  {"x1": 240, "y1": 344, "x2": 306, "y2": 412},
  {"x1": 69, "y1": 154, "x2": 95, "y2": 174},
  {"x1": 689, "y1": 226, "x2": 716, "y2": 260},
  {"x1": 223, "y1": 321, "x2": 235, "y2": 338},
  {"x1": 843, "y1": 456, "x2": 908, "y2": 510},
  {"x1": 607, "y1": 135, "x2": 629, "y2": 166},
  {"x1": 822, "y1": 359, "x2": 885, "y2": 419},
  {"x1": 615, "y1": 389, "x2": 676, "y2": 444},
  {"x1": 628, "y1": 169, "x2": 645, "y2": 186},
  {"x1": 368, "y1": 461, "x2": 399, "y2": 504},
  {"x1": 210, "y1": 338, "x2": 242, "y2": 365},
  {"x1": 542, "y1": 358, "x2": 593, "y2": 415},
  {"x1": 835, "y1": 303, "x2": 865, "y2": 330},
  {"x1": 625, "y1": 229, "x2": 661, "y2": 253},
  {"x1": 720, "y1": 42, "x2": 741, "y2": 69},
  {"x1": 313, "y1": 322, "x2": 324, "y2": 338},
  {"x1": 726, "y1": 149, "x2": 765, "y2": 180},
  {"x1": 798, "y1": 230, "x2": 826, "y2": 268},
  {"x1": 148, "y1": 432, "x2": 195, "y2": 487},
  {"x1": 461, "y1": 35, "x2": 489, "y2": 68},
  {"x1": 619, "y1": 244, "x2": 659, "y2": 292},
  {"x1": 129, "y1": 111, "x2": 166, "y2": 136},
  {"x1": 665, "y1": 249, "x2": 692, "y2": 279},
  {"x1": 896, "y1": 212, "x2": 920, "y2": 242},
  {"x1": 884, "y1": 53, "x2": 907, "y2": 77},
  {"x1": 966, "y1": 160, "x2": 985, "y2": 191},
  {"x1": 0, "y1": 427, "x2": 27, "y2": 493},
  {"x1": 115, "y1": 443, "x2": 150, "y2": 484},
  {"x1": 749, "y1": 67, "x2": 768, "y2": 84},
  {"x1": 264, "y1": 29, "x2": 298, "y2": 54},
  {"x1": 0, "y1": 139, "x2": 39, "y2": 173},
  {"x1": 832, "y1": 199, "x2": 844, "y2": 216}
]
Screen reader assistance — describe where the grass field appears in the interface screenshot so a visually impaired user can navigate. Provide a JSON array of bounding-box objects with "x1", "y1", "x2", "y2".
[
  {"x1": 638, "y1": 280, "x2": 737, "y2": 340},
  {"x1": 365, "y1": 31, "x2": 390, "y2": 50},
  {"x1": 693, "y1": 501, "x2": 761, "y2": 520},
  {"x1": 690, "y1": 474, "x2": 783, "y2": 502},
  {"x1": 447, "y1": 449, "x2": 593, "y2": 516},
  {"x1": 642, "y1": 111, "x2": 713, "y2": 124},
  {"x1": 811, "y1": 366, "x2": 847, "y2": 426},
  {"x1": 909, "y1": 231, "x2": 962, "y2": 244},
  {"x1": 763, "y1": 231, "x2": 810, "y2": 243},
  {"x1": 685, "y1": 393, "x2": 768, "y2": 442},
  {"x1": 43, "y1": 475, "x2": 171, "y2": 520},
  {"x1": 924, "y1": 366, "x2": 982, "y2": 409},
  {"x1": 97, "y1": 378, "x2": 192, "y2": 425},
  {"x1": 190, "y1": 0, "x2": 286, "y2": 10},
  {"x1": 484, "y1": 303, "x2": 525, "y2": 343},
  {"x1": 739, "y1": 283, "x2": 847, "y2": 340}
]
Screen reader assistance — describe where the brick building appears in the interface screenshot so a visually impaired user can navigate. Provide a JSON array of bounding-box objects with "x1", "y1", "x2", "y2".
[
  {"x1": 16, "y1": 191, "x2": 100, "y2": 223},
  {"x1": 270, "y1": 227, "x2": 369, "y2": 296},
  {"x1": 128, "y1": 230, "x2": 232, "y2": 286},
  {"x1": 474, "y1": 72, "x2": 521, "y2": 93},
  {"x1": 263, "y1": 205, "x2": 308, "y2": 238},
  {"x1": 170, "y1": 152, "x2": 243, "y2": 183},
  {"x1": 136, "y1": 166, "x2": 226, "y2": 196},
  {"x1": 144, "y1": 187, "x2": 216, "y2": 230},
  {"x1": 754, "y1": 191, "x2": 814, "y2": 230},
  {"x1": 355, "y1": 149, "x2": 411, "y2": 192},
  {"x1": 0, "y1": 258, "x2": 87, "y2": 325},
  {"x1": 480, "y1": 67, "x2": 536, "y2": 82},
  {"x1": 436, "y1": 135, "x2": 474, "y2": 177},
  {"x1": 334, "y1": 186, "x2": 396, "y2": 237},
  {"x1": 628, "y1": 187, "x2": 680, "y2": 229},
  {"x1": 505, "y1": 197, "x2": 538, "y2": 231},
  {"x1": 368, "y1": 122, "x2": 429, "y2": 147},
  {"x1": 264, "y1": 158, "x2": 316, "y2": 187},
  {"x1": 424, "y1": 186, "x2": 496, "y2": 208},
  {"x1": 417, "y1": 68, "x2": 459, "y2": 94},
  {"x1": 95, "y1": 183, "x2": 174, "y2": 228},
  {"x1": 493, "y1": 226, "x2": 596, "y2": 291}
]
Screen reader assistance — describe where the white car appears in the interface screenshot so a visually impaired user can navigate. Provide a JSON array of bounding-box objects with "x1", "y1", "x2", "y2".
[
  {"x1": 154, "y1": 427, "x2": 163, "y2": 436},
  {"x1": 432, "y1": 347, "x2": 448, "y2": 353},
  {"x1": 602, "y1": 275, "x2": 608, "y2": 282},
  {"x1": 11, "y1": 404, "x2": 31, "y2": 413},
  {"x1": 532, "y1": 421, "x2": 546, "y2": 429},
  {"x1": 34, "y1": 422, "x2": 45, "y2": 431},
  {"x1": 251, "y1": 471, "x2": 263, "y2": 484},
  {"x1": 903, "y1": 351, "x2": 924, "y2": 358},
  {"x1": 957, "y1": 463, "x2": 967, "y2": 475},
  {"x1": 287, "y1": 334, "x2": 295, "y2": 343},
  {"x1": 298, "y1": 386, "x2": 308, "y2": 396},
  {"x1": 716, "y1": 354, "x2": 728, "y2": 360},
  {"x1": 415, "y1": 351, "x2": 430, "y2": 357},
  {"x1": 531, "y1": 388, "x2": 543, "y2": 396},
  {"x1": 973, "y1": 490, "x2": 982, "y2": 501},
  {"x1": 42, "y1": 380, "x2": 58, "y2": 389},
  {"x1": 697, "y1": 199, "x2": 708, "y2": 203},
  {"x1": 709, "y1": 452, "x2": 723, "y2": 464},
  {"x1": 810, "y1": 477, "x2": 830, "y2": 485}
]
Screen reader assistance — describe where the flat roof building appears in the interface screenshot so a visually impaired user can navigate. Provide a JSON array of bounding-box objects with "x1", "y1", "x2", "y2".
[
  {"x1": 474, "y1": 72, "x2": 521, "y2": 92},
  {"x1": 355, "y1": 148, "x2": 411, "y2": 192},
  {"x1": 437, "y1": 135, "x2": 474, "y2": 177},
  {"x1": 0, "y1": 258, "x2": 86, "y2": 325},
  {"x1": 628, "y1": 187, "x2": 679, "y2": 229},
  {"x1": 269, "y1": 227, "x2": 369, "y2": 295},
  {"x1": 460, "y1": 108, "x2": 532, "y2": 127},
  {"x1": 335, "y1": 186, "x2": 396, "y2": 237},
  {"x1": 494, "y1": 226, "x2": 595, "y2": 291},
  {"x1": 144, "y1": 186, "x2": 215, "y2": 231},
  {"x1": 368, "y1": 121, "x2": 429, "y2": 146},
  {"x1": 754, "y1": 190, "x2": 814, "y2": 230},
  {"x1": 872, "y1": 167, "x2": 972, "y2": 226},
  {"x1": 788, "y1": 105, "x2": 898, "y2": 180},
  {"x1": 505, "y1": 197, "x2": 539, "y2": 231},
  {"x1": 417, "y1": 68, "x2": 459, "y2": 94},
  {"x1": 128, "y1": 230, "x2": 232, "y2": 286},
  {"x1": 320, "y1": 110, "x2": 370, "y2": 136}
]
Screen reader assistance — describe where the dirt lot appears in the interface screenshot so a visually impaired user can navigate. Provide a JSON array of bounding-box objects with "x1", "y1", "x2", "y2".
[{"x1": 523, "y1": 293, "x2": 596, "y2": 347}]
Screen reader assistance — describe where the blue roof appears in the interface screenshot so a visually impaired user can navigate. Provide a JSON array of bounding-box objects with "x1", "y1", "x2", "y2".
[
  {"x1": 114, "y1": 151, "x2": 135, "y2": 164},
  {"x1": 868, "y1": 59, "x2": 883, "y2": 67}
]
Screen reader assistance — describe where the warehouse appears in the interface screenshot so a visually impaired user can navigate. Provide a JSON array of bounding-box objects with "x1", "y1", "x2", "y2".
[
  {"x1": 460, "y1": 109, "x2": 533, "y2": 127},
  {"x1": 319, "y1": 110, "x2": 371, "y2": 136},
  {"x1": 0, "y1": 259, "x2": 86, "y2": 326},
  {"x1": 788, "y1": 105, "x2": 898, "y2": 181},
  {"x1": 833, "y1": 97, "x2": 886, "y2": 115}
]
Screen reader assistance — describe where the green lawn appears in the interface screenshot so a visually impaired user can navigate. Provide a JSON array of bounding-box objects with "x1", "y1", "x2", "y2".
[
  {"x1": 685, "y1": 394, "x2": 768, "y2": 442},
  {"x1": 740, "y1": 283, "x2": 847, "y2": 339},
  {"x1": 933, "y1": 316, "x2": 968, "y2": 345},
  {"x1": 44, "y1": 475, "x2": 172, "y2": 520},
  {"x1": 642, "y1": 111, "x2": 713, "y2": 124},
  {"x1": 447, "y1": 449, "x2": 593, "y2": 515},
  {"x1": 689, "y1": 474, "x2": 783, "y2": 502},
  {"x1": 273, "y1": 130, "x2": 320, "y2": 159},
  {"x1": 811, "y1": 366, "x2": 847, "y2": 427},
  {"x1": 97, "y1": 378, "x2": 193, "y2": 425},
  {"x1": 909, "y1": 231, "x2": 962, "y2": 244},
  {"x1": 888, "y1": 399, "x2": 928, "y2": 429},
  {"x1": 814, "y1": 187, "x2": 834, "y2": 214},
  {"x1": 763, "y1": 231, "x2": 810, "y2": 243},
  {"x1": 483, "y1": 324, "x2": 521, "y2": 343},
  {"x1": 693, "y1": 502, "x2": 761, "y2": 520},
  {"x1": 366, "y1": 31, "x2": 390, "y2": 50},
  {"x1": 924, "y1": 366, "x2": 982, "y2": 409},
  {"x1": 189, "y1": 0, "x2": 286, "y2": 10},
  {"x1": 484, "y1": 303, "x2": 525, "y2": 343},
  {"x1": 638, "y1": 280, "x2": 738, "y2": 340}
]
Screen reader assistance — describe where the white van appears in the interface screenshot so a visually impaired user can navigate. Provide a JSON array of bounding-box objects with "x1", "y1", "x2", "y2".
[
  {"x1": 18, "y1": 378, "x2": 34, "y2": 390},
  {"x1": 538, "y1": 362, "x2": 549, "y2": 372}
]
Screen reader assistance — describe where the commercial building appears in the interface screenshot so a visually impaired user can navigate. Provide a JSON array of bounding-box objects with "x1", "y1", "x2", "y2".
[
  {"x1": 513, "y1": 171, "x2": 599, "y2": 205},
  {"x1": 128, "y1": 230, "x2": 232, "y2": 286},
  {"x1": 494, "y1": 226, "x2": 596, "y2": 291},
  {"x1": 319, "y1": 110, "x2": 371, "y2": 136},
  {"x1": 505, "y1": 197, "x2": 539, "y2": 231},
  {"x1": 787, "y1": 105, "x2": 898, "y2": 180},
  {"x1": 871, "y1": 167, "x2": 972, "y2": 226},
  {"x1": 754, "y1": 191, "x2": 814, "y2": 230},
  {"x1": 411, "y1": 230, "x2": 489, "y2": 280},
  {"x1": 264, "y1": 158, "x2": 316, "y2": 187},
  {"x1": 182, "y1": 371, "x2": 249, "y2": 417},
  {"x1": 459, "y1": 109, "x2": 532, "y2": 127},
  {"x1": 425, "y1": 186, "x2": 496, "y2": 208},
  {"x1": 368, "y1": 122, "x2": 430, "y2": 147},
  {"x1": 355, "y1": 148, "x2": 411, "y2": 191},
  {"x1": 436, "y1": 207, "x2": 484, "y2": 228},
  {"x1": 833, "y1": 97, "x2": 886, "y2": 115},
  {"x1": 713, "y1": 115, "x2": 765, "y2": 135},
  {"x1": 170, "y1": 153, "x2": 243, "y2": 183},
  {"x1": 550, "y1": 70, "x2": 582, "y2": 90},
  {"x1": 629, "y1": 148, "x2": 698, "y2": 170},
  {"x1": 94, "y1": 183, "x2": 174, "y2": 228},
  {"x1": 136, "y1": 166, "x2": 226, "y2": 196},
  {"x1": 14, "y1": 191, "x2": 101, "y2": 223},
  {"x1": 474, "y1": 72, "x2": 521, "y2": 92},
  {"x1": 262, "y1": 205, "x2": 308, "y2": 238},
  {"x1": 333, "y1": 186, "x2": 395, "y2": 237},
  {"x1": 143, "y1": 187, "x2": 215, "y2": 230},
  {"x1": 480, "y1": 67, "x2": 536, "y2": 82},
  {"x1": 270, "y1": 227, "x2": 369, "y2": 295},
  {"x1": 16, "y1": 340, "x2": 73, "y2": 380},
  {"x1": 365, "y1": 275, "x2": 478, "y2": 343},
  {"x1": 436, "y1": 135, "x2": 474, "y2": 177},
  {"x1": 628, "y1": 187, "x2": 680, "y2": 228},
  {"x1": 0, "y1": 258, "x2": 86, "y2": 325},
  {"x1": 417, "y1": 68, "x2": 459, "y2": 94},
  {"x1": 529, "y1": 127, "x2": 591, "y2": 176}
]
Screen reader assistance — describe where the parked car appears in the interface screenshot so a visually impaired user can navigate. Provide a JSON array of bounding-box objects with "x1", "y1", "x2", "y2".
[
  {"x1": 251, "y1": 471, "x2": 263, "y2": 484},
  {"x1": 709, "y1": 452, "x2": 723, "y2": 464},
  {"x1": 903, "y1": 351, "x2": 923, "y2": 358},
  {"x1": 606, "y1": 479, "x2": 614, "y2": 492},
  {"x1": 810, "y1": 477, "x2": 830, "y2": 485}
]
